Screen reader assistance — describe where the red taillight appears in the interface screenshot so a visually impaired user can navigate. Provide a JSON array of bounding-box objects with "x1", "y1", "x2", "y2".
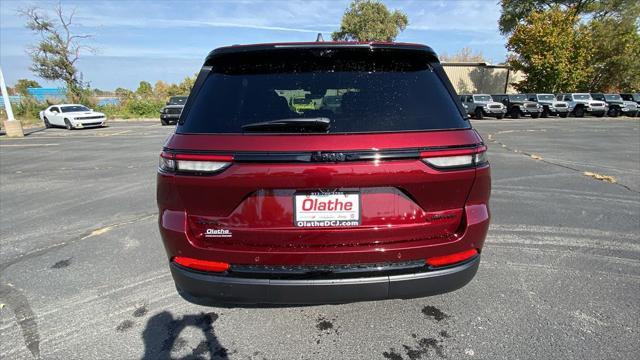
[
  {"x1": 173, "y1": 256, "x2": 230, "y2": 272},
  {"x1": 426, "y1": 249, "x2": 478, "y2": 267},
  {"x1": 159, "y1": 152, "x2": 233, "y2": 174},
  {"x1": 421, "y1": 146, "x2": 488, "y2": 169}
]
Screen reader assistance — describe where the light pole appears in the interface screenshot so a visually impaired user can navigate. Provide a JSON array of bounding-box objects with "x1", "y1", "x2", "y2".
[{"x1": 1, "y1": 66, "x2": 24, "y2": 137}]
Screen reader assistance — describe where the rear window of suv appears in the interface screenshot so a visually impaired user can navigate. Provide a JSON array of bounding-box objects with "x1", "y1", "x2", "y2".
[{"x1": 179, "y1": 47, "x2": 468, "y2": 134}]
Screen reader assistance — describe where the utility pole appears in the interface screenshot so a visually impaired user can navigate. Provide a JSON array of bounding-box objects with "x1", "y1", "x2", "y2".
[{"x1": 0, "y1": 66, "x2": 24, "y2": 137}]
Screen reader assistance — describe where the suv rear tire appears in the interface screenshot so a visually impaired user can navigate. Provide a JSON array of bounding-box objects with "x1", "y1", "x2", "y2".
[
  {"x1": 474, "y1": 108, "x2": 483, "y2": 120},
  {"x1": 541, "y1": 107, "x2": 549, "y2": 118},
  {"x1": 510, "y1": 107, "x2": 520, "y2": 119},
  {"x1": 574, "y1": 106, "x2": 585, "y2": 118}
]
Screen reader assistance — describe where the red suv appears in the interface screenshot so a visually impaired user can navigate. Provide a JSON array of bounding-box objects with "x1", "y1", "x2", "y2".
[{"x1": 157, "y1": 42, "x2": 491, "y2": 305}]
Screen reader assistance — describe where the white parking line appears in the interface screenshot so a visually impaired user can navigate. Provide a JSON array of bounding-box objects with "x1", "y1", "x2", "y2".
[{"x1": 0, "y1": 143, "x2": 60, "y2": 147}]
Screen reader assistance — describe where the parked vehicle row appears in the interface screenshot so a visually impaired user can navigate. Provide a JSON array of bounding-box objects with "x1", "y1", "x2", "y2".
[
  {"x1": 462, "y1": 92, "x2": 639, "y2": 119},
  {"x1": 591, "y1": 93, "x2": 639, "y2": 117}
]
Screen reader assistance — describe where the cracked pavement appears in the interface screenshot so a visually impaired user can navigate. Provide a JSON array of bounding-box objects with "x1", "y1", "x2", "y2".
[{"x1": 0, "y1": 119, "x2": 638, "y2": 359}]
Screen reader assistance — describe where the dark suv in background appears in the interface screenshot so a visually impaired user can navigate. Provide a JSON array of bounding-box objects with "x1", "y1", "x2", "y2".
[
  {"x1": 157, "y1": 42, "x2": 491, "y2": 305},
  {"x1": 526, "y1": 93, "x2": 570, "y2": 118},
  {"x1": 620, "y1": 93, "x2": 640, "y2": 106},
  {"x1": 591, "y1": 93, "x2": 638, "y2": 117},
  {"x1": 160, "y1": 96, "x2": 188, "y2": 125},
  {"x1": 492, "y1": 94, "x2": 542, "y2": 119}
]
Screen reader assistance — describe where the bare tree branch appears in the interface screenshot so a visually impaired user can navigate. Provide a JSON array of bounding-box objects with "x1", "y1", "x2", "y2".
[{"x1": 19, "y1": 3, "x2": 95, "y2": 102}]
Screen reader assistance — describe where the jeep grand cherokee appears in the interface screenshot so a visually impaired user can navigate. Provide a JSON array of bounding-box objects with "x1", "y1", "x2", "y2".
[{"x1": 157, "y1": 42, "x2": 491, "y2": 305}]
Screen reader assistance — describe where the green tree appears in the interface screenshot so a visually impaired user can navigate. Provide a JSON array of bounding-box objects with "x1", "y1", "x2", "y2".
[
  {"x1": 135, "y1": 81, "x2": 153, "y2": 97},
  {"x1": 177, "y1": 75, "x2": 196, "y2": 95},
  {"x1": 114, "y1": 87, "x2": 133, "y2": 99},
  {"x1": 332, "y1": 0, "x2": 408, "y2": 42},
  {"x1": 13, "y1": 79, "x2": 41, "y2": 96},
  {"x1": 507, "y1": 7, "x2": 593, "y2": 92},
  {"x1": 586, "y1": 15, "x2": 640, "y2": 91},
  {"x1": 19, "y1": 4, "x2": 94, "y2": 102},
  {"x1": 498, "y1": 0, "x2": 638, "y2": 35},
  {"x1": 502, "y1": 0, "x2": 640, "y2": 91}
]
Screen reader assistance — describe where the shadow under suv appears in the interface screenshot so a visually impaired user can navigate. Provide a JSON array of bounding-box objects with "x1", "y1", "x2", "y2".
[{"x1": 157, "y1": 42, "x2": 491, "y2": 305}]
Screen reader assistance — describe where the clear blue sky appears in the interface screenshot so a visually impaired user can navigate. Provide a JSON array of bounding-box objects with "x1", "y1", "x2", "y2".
[{"x1": 0, "y1": 0, "x2": 506, "y2": 91}]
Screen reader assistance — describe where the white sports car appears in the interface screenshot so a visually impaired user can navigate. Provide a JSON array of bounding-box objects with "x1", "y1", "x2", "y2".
[{"x1": 39, "y1": 104, "x2": 107, "y2": 130}]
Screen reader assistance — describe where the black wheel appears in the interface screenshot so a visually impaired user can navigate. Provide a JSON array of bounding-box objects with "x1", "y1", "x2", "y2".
[
  {"x1": 510, "y1": 107, "x2": 521, "y2": 119},
  {"x1": 608, "y1": 107, "x2": 620, "y2": 117},
  {"x1": 496, "y1": 114, "x2": 504, "y2": 119},
  {"x1": 43, "y1": 117, "x2": 51, "y2": 128},
  {"x1": 64, "y1": 118, "x2": 73, "y2": 130},
  {"x1": 559, "y1": 113, "x2": 568, "y2": 118},
  {"x1": 541, "y1": 107, "x2": 549, "y2": 118},
  {"x1": 574, "y1": 106, "x2": 585, "y2": 117},
  {"x1": 474, "y1": 108, "x2": 483, "y2": 120},
  {"x1": 161, "y1": 119, "x2": 168, "y2": 126},
  {"x1": 531, "y1": 112, "x2": 540, "y2": 119}
]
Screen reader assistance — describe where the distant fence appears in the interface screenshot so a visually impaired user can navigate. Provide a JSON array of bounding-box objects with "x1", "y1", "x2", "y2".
[
  {"x1": 96, "y1": 97, "x2": 121, "y2": 106},
  {"x1": 0, "y1": 95, "x2": 21, "y2": 108},
  {"x1": 0, "y1": 87, "x2": 120, "y2": 108},
  {"x1": 26, "y1": 87, "x2": 67, "y2": 102},
  {"x1": 442, "y1": 63, "x2": 524, "y2": 94}
]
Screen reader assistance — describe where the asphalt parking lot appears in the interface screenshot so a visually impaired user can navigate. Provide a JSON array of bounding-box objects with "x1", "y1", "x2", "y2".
[{"x1": 1, "y1": 117, "x2": 638, "y2": 359}]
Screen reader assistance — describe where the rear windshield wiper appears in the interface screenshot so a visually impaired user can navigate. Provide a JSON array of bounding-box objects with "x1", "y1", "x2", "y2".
[{"x1": 241, "y1": 117, "x2": 331, "y2": 132}]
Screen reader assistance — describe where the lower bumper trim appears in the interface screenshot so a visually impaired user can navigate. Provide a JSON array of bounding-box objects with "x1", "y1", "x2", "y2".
[{"x1": 170, "y1": 255, "x2": 480, "y2": 305}]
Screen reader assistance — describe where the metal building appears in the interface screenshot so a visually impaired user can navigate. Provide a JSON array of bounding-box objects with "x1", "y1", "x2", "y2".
[{"x1": 442, "y1": 63, "x2": 524, "y2": 94}]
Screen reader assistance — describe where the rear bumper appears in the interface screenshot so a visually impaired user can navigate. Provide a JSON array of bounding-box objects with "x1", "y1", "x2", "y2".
[
  {"x1": 482, "y1": 109, "x2": 506, "y2": 116},
  {"x1": 171, "y1": 255, "x2": 480, "y2": 305},
  {"x1": 161, "y1": 114, "x2": 180, "y2": 121}
]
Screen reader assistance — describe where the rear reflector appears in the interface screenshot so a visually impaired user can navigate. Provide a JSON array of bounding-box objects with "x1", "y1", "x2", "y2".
[
  {"x1": 426, "y1": 249, "x2": 478, "y2": 267},
  {"x1": 173, "y1": 256, "x2": 230, "y2": 272},
  {"x1": 159, "y1": 152, "x2": 232, "y2": 174}
]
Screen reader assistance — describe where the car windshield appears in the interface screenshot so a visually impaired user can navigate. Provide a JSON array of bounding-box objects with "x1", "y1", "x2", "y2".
[
  {"x1": 509, "y1": 95, "x2": 527, "y2": 101},
  {"x1": 538, "y1": 95, "x2": 555, "y2": 101},
  {"x1": 168, "y1": 97, "x2": 188, "y2": 105},
  {"x1": 573, "y1": 94, "x2": 591, "y2": 100},
  {"x1": 473, "y1": 95, "x2": 493, "y2": 102},
  {"x1": 180, "y1": 48, "x2": 468, "y2": 134},
  {"x1": 605, "y1": 94, "x2": 622, "y2": 101},
  {"x1": 633, "y1": 94, "x2": 640, "y2": 102},
  {"x1": 61, "y1": 105, "x2": 90, "y2": 112}
]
